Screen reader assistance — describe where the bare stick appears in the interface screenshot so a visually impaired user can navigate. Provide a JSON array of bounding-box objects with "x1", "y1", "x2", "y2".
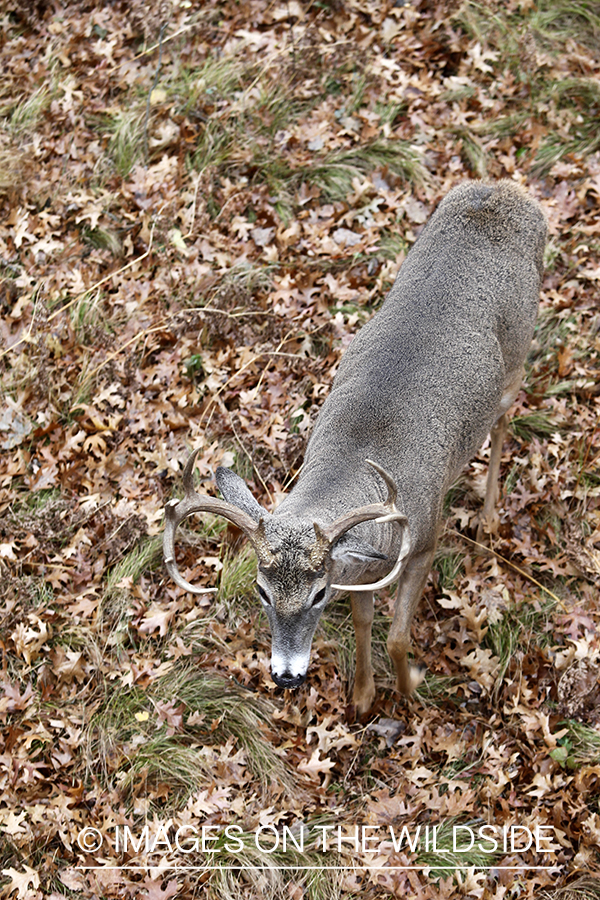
[{"x1": 448, "y1": 529, "x2": 569, "y2": 611}]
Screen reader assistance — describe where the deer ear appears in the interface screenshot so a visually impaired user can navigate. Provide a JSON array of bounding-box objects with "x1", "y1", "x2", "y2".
[
  {"x1": 216, "y1": 467, "x2": 267, "y2": 523},
  {"x1": 330, "y1": 537, "x2": 388, "y2": 564}
]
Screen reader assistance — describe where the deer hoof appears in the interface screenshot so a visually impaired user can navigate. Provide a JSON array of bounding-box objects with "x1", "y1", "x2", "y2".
[
  {"x1": 352, "y1": 680, "x2": 376, "y2": 720},
  {"x1": 476, "y1": 512, "x2": 500, "y2": 545},
  {"x1": 397, "y1": 664, "x2": 426, "y2": 696}
]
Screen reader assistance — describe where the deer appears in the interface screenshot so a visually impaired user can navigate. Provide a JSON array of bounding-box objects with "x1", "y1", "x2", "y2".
[{"x1": 163, "y1": 180, "x2": 547, "y2": 718}]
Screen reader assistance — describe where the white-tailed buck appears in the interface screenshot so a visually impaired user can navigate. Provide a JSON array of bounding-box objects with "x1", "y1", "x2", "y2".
[{"x1": 164, "y1": 180, "x2": 546, "y2": 716}]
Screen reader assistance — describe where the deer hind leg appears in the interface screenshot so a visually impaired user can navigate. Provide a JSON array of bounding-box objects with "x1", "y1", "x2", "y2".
[
  {"x1": 350, "y1": 590, "x2": 376, "y2": 717},
  {"x1": 477, "y1": 367, "x2": 524, "y2": 543},
  {"x1": 476, "y1": 413, "x2": 507, "y2": 542},
  {"x1": 387, "y1": 547, "x2": 435, "y2": 696}
]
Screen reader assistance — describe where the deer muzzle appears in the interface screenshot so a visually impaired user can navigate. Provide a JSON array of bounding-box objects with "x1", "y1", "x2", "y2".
[{"x1": 265, "y1": 606, "x2": 319, "y2": 689}]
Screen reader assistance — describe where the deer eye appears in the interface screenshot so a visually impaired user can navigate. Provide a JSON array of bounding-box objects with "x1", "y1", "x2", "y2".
[
  {"x1": 311, "y1": 587, "x2": 326, "y2": 607},
  {"x1": 257, "y1": 585, "x2": 271, "y2": 607}
]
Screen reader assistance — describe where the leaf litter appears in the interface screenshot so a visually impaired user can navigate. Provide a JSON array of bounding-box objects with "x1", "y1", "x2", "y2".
[{"x1": 0, "y1": 0, "x2": 599, "y2": 897}]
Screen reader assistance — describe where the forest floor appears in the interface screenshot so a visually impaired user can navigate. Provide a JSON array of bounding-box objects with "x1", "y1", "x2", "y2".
[{"x1": 1, "y1": 0, "x2": 600, "y2": 898}]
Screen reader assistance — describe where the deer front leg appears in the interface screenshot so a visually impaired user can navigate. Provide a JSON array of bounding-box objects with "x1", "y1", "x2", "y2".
[
  {"x1": 350, "y1": 590, "x2": 375, "y2": 717},
  {"x1": 387, "y1": 548, "x2": 435, "y2": 696}
]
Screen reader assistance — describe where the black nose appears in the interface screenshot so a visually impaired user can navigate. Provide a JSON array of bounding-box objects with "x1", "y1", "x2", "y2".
[{"x1": 272, "y1": 671, "x2": 306, "y2": 689}]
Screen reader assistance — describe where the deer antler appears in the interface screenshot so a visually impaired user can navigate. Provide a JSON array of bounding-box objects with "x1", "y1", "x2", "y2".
[
  {"x1": 163, "y1": 449, "x2": 273, "y2": 594},
  {"x1": 310, "y1": 460, "x2": 411, "y2": 591}
]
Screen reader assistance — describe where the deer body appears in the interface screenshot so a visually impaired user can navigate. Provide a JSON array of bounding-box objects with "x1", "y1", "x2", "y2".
[{"x1": 164, "y1": 180, "x2": 546, "y2": 716}]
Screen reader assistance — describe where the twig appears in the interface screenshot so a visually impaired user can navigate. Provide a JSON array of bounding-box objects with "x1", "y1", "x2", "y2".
[
  {"x1": 264, "y1": 350, "x2": 308, "y2": 360},
  {"x1": 281, "y1": 458, "x2": 303, "y2": 493},
  {"x1": 253, "y1": 328, "x2": 298, "y2": 397},
  {"x1": 79, "y1": 322, "x2": 167, "y2": 389},
  {"x1": 0, "y1": 281, "x2": 43, "y2": 360},
  {"x1": 287, "y1": 1, "x2": 297, "y2": 74},
  {"x1": 0, "y1": 226, "x2": 157, "y2": 362},
  {"x1": 185, "y1": 169, "x2": 204, "y2": 238},
  {"x1": 49, "y1": 223, "x2": 155, "y2": 322},
  {"x1": 0, "y1": 223, "x2": 154, "y2": 359},
  {"x1": 197, "y1": 320, "x2": 330, "y2": 431},
  {"x1": 194, "y1": 330, "x2": 306, "y2": 437},
  {"x1": 448, "y1": 529, "x2": 569, "y2": 611},
  {"x1": 229, "y1": 413, "x2": 273, "y2": 504},
  {"x1": 573, "y1": 423, "x2": 599, "y2": 501},
  {"x1": 133, "y1": 22, "x2": 193, "y2": 61},
  {"x1": 143, "y1": 24, "x2": 167, "y2": 165},
  {"x1": 197, "y1": 354, "x2": 267, "y2": 430},
  {"x1": 213, "y1": 192, "x2": 245, "y2": 223},
  {"x1": 188, "y1": 306, "x2": 275, "y2": 319}
]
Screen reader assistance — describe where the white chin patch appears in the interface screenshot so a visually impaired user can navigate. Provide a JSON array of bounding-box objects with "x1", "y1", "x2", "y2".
[{"x1": 271, "y1": 650, "x2": 310, "y2": 679}]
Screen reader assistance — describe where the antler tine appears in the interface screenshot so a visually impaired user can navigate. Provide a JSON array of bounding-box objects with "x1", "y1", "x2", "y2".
[
  {"x1": 310, "y1": 459, "x2": 411, "y2": 591},
  {"x1": 182, "y1": 445, "x2": 200, "y2": 496},
  {"x1": 365, "y1": 458, "x2": 397, "y2": 506},
  {"x1": 318, "y1": 459, "x2": 401, "y2": 548},
  {"x1": 163, "y1": 449, "x2": 268, "y2": 594}
]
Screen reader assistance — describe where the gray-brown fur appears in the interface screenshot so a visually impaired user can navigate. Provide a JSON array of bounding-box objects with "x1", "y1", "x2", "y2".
[{"x1": 164, "y1": 179, "x2": 547, "y2": 716}]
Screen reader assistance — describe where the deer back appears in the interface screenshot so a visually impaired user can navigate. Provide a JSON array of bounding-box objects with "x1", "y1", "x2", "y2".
[{"x1": 278, "y1": 180, "x2": 546, "y2": 555}]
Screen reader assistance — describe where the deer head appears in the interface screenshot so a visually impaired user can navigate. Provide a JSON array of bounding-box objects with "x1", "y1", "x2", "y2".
[{"x1": 163, "y1": 451, "x2": 411, "y2": 688}]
